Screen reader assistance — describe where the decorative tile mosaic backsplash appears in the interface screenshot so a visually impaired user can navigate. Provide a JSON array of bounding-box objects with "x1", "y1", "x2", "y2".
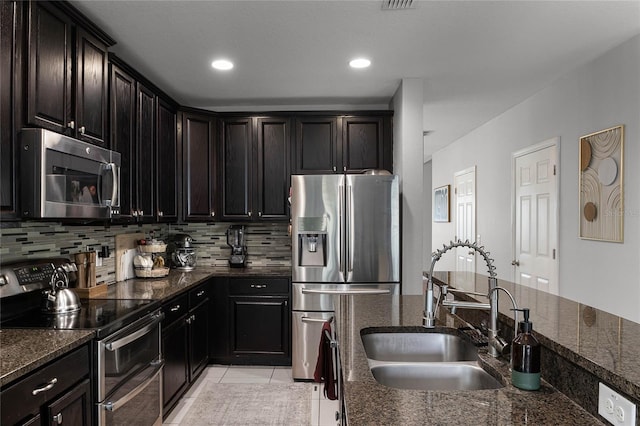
[{"x1": 0, "y1": 221, "x2": 291, "y2": 285}]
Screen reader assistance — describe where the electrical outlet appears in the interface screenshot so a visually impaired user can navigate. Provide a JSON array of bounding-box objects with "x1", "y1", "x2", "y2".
[{"x1": 599, "y1": 382, "x2": 636, "y2": 426}]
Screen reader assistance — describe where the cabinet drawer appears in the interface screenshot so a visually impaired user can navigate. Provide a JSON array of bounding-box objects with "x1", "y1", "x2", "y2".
[
  {"x1": 229, "y1": 278, "x2": 289, "y2": 295},
  {"x1": 189, "y1": 284, "x2": 209, "y2": 308},
  {"x1": 1, "y1": 345, "x2": 90, "y2": 425},
  {"x1": 162, "y1": 293, "x2": 189, "y2": 325}
]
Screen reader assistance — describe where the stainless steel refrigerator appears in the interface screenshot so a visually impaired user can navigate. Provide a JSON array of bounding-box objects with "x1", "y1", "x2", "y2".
[{"x1": 291, "y1": 173, "x2": 400, "y2": 380}]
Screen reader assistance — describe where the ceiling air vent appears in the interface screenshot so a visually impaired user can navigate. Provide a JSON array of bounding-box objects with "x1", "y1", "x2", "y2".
[{"x1": 381, "y1": 0, "x2": 414, "y2": 10}]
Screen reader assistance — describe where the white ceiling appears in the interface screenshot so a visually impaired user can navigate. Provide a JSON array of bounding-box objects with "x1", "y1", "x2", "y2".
[{"x1": 71, "y1": 1, "x2": 640, "y2": 162}]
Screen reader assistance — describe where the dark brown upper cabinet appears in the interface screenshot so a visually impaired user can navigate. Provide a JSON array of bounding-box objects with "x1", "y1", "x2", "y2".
[
  {"x1": 109, "y1": 64, "x2": 156, "y2": 222},
  {"x1": 219, "y1": 116, "x2": 290, "y2": 221},
  {"x1": 135, "y1": 82, "x2": 156, "y2": 222},
  {"x1": 1, "y1": 0, "x2": 23, "y2": 220},
  {"x1": 26, "y1": 2, "x2": 113, "y2": 147},
  {"x1": 293, "y1": 114, "x2": 392, "y2": 174},
  {"x1": 293, "y1": 116, "x2": 339, "y2": 174},
  {"x1": 181, "y1": 111, "x2": 218, "y2": 221},
  {"x1": 156, "y1": 98, "x2": 178, "y2": 222},
  {"x1": 342, "y1": 115, "x2": 392, "y2": 173},
  {"x1": 256, "y1": 117, "x2": 290, "y2": 220}
]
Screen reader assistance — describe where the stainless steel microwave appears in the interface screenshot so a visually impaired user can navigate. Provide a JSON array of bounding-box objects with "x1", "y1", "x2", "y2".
[{"x1": 20, "y1": 128, "x2": 121, "y2": 220}]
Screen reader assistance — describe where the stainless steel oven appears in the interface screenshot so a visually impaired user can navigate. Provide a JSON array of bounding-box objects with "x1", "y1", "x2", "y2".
[{"x1": 97, "y1": 310, "x2": 164, "y2": 426}]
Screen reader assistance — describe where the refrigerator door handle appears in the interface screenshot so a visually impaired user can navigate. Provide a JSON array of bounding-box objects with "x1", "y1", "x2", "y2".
[
  {"x1": 339, "y1": 184, "x2": 345, "y2": 273},
  {"x1": 347, "y1": 185, "x2": 353, "y2": 273},
  {"x1": 301, "y1": 288, "x2": 391, "y2": 295}
]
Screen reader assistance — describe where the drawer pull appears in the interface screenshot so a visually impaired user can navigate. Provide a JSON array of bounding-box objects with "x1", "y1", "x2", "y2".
[
  {"x1": 53, "y1": 413, "x2": 62, "y2": 424},
  {"x1": 170, "y1": 305, "x2": 181, "y2": 312},
  {"x1": 250, "y1": 284, "x2": 267, "y2": 289},
  {"x1": 32, "y1": 378, "x2": 57, "y2": 395},
  {"x1": 196, "y1": 290, "x2": 205, "y2": 297}
]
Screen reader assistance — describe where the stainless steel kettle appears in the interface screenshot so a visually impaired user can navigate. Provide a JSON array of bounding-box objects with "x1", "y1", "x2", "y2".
[{"x1": 41, "y1": 266, "x2": 81, "y2": 314}]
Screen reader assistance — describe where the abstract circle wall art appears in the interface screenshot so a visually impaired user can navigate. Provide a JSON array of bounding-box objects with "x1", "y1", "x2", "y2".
[{"x1": 579, "y1": 125, "x2": 624, "y2": 242}]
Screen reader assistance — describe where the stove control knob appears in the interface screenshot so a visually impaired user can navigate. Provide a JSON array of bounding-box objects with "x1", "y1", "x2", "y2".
[{"x1": 0, "y1": 274, "x2": 7, "y2": 286}]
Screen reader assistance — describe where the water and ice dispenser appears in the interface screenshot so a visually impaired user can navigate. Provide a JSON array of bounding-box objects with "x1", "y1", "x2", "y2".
[{"x1": 296, "y1": 217, "x2": 327, "y2": 267}]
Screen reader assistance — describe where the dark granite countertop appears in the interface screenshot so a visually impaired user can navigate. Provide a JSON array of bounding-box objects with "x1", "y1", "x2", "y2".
[
  {"x1": 428, "y1": 271, "x2": 640, "y2": 404},
  {"x1": 0, "y1": 266, "x2": 290, "y2": 387},
  {"x1": 339, "y1": 293, "x2": 605, "y2": 425},
  {"x1": 0, "y1": 329, "x2": 94, "y2": 387}
]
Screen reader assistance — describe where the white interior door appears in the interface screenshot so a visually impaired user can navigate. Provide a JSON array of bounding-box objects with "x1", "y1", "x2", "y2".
[
  {"x1": 454, "y1": 167, "x2": 476, "y2": 280},
  {"x1": 513, "y1": 140, "x2": 559, "y2": 294}
]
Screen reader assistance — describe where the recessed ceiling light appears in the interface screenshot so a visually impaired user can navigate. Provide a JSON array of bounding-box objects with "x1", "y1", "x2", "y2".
[
  {"x1": 349, "y1": 58, "x2": 371, "y2": 69},
  {"x1": 211, "y1": 59, "x2": 234, "y2": 71}
]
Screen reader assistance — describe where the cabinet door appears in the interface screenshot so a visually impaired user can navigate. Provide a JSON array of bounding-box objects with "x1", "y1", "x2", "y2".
[
  {"x1": 136, "y1": 83, "x2": 155, "y2": 222},
  {"x1": 27, "y1": 1, "x2": 73, "y2": 135},
  {"x1": 220, "y1": 117, "x2": 253, "y2": 220},
  {"x1": 189, "y1": 300, "x2": 210, "y2": 381},
  {"x1": 46, "y1": 378, "x2": 91, "y2": 426},
  {"x1": 162, "y1": 316, "x2": 189, "y2": 413},
  {"x1": 156, "y1": 98, "x2": 178, "y2": 222},
  {"x1": 109, "y1": 64, "x2": 136, "y2": 220},
  {"x1": 1, "y1": 0, "x2": 22, "y2": 218},
  {"x1": 182, "y1": 112, "x2": 217, "y2": 221},
  {"x1": 342, "y1": 116, "x2": 387, "y2": 172},
  {"x1": 256, "y1": 118, "x2": 290, "y2": 221},
  {"x1": 75, "y1": 27, "x2": 108, "y2": 146},
  {"x1": 229, "y1": 296, "x2": 290, "y2": 363},
  {"x1": 293, "y1": 116, "x2": 339, "y2": 174}
]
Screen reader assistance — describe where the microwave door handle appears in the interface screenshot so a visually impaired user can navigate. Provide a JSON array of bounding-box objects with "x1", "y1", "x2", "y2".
[
  {"x1": 101, "y1": 360, "x2": 164, "y2": 412},
  {"x1": 108, "y1": 163, "x2": 118, "y2": 207}
]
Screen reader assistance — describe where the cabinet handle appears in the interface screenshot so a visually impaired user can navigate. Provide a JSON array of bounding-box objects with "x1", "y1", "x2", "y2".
[
  {"x1": 333, "y1": 166, "x2": 336, "y2": 172},
  {"x1": 79, "y1": 126, "x2": 86, "y2": 134},
  {"x1": 32, "y1": 378, "x2": 58, "y2": 395},
  {"x1": 170, "y1": 305, "x2": 181, "y2": 312},
  {"x1": 191, "y1": 314, "x2": 196, "y2": 322},
  {"x1": 250, "y1": 284, "x2": 267, "y2": 289},
  {"x1": 132, "y1": 210, "x2": 138, "y2": 217},
  {"x1": 53, "y1": 413, "x2": 62, "y2": 424},
  {"x1": 68, "y1": 120, "x2": 75, "y2": 129},
  {"x1": 343, "y1": 166, "x2": 346, "y2": 172},
  {"x1": 258, "y1": 212, "x2": 262, "y2": 217},
  {"x1": 139, "y1": 210, "x2": 144, "y2": 216},
  {"x1": 196, "y1": 290, "x2": 205, "y2": 297},
  {"x1": 158, "y1": 211, "x2": 164, "y2": 217},
  {"x1": 248, "y1": 211, "x2": 252, "y2": 217},
  {"x1": 211, "y1": 211, "x2": 215, "y2": 217},
  {"x1": 186, "y1": 317, "x2": 191, "y2": 324}
]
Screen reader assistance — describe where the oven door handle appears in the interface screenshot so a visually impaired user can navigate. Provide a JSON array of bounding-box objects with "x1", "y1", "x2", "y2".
[
  {"x1": 101, "y1": 359, "x2": 164, "y2": 412},
  {"x1": 105, "y1": 313, "x2": 163, "y2": 351}
]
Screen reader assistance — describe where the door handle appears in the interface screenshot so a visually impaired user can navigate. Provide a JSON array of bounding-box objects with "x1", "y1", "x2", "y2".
[{"x1": 511, "y1": 260, "x2": 520, "y2": 266}]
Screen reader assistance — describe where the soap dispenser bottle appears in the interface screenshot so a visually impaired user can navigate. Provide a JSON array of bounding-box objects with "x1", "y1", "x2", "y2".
[{"x1": 511, "y1": 308, "x2": 541, "y2": 390}]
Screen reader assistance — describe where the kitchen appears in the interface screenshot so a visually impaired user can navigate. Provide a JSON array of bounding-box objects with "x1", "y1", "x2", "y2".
[{"x1": 2, "y1": 1, "x2": 640, "y2": 425}]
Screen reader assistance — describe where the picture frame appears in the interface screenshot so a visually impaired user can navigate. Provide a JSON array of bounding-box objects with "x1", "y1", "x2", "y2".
[
  {"x1": 579, "y1": 125, "x2": 624, "y2": 242},
  {"x1": 433, "y1": 185, "x2": 450, "y2": 223}
]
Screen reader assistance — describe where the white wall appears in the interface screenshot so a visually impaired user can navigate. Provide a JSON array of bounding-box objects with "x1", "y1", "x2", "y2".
[
  {"x1": 423, "y1": 160, "x2": 432, "y2": 270},
  {"x1": 432, "y1": 34, "x2": 640, "y2": 322},
  {"x1": 392, "y1": 79, "x2": 424, "y2": 295}
]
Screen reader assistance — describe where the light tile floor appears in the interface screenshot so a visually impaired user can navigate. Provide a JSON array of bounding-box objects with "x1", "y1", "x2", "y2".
[{"x1": 163, "y1": 365, "x2": 339, "y2": 426}]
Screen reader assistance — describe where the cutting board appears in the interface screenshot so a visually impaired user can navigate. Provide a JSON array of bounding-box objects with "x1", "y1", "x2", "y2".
[{"x1": 115, "y1": 233, "x2": 144, "y2": 282}]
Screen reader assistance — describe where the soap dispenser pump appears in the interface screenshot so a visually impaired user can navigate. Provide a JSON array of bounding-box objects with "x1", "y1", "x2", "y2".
[{"x1": 511, "y1": 308, "x2": 541, "y2": 390}]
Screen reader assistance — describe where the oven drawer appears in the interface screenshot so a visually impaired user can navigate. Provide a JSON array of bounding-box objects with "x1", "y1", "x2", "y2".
[
  {"x1": 229, "y1": 278, "x2": 289, "y2": 295},
  {"x1": 1, "y1": 344, "x2": 90, "y2": 425},
  {"x1": 162, "y1": 293, "x2": 189, "y2": 324}
]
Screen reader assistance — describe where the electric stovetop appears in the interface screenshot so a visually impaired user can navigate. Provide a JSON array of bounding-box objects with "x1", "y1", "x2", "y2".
[{"x1": 1, "y1": 298, "x2": 161, "y2": 339}]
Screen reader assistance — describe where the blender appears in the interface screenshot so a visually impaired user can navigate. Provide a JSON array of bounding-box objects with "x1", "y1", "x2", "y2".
[{"x1": 226, "y1": 225, "x2": 247, "y2": 268}]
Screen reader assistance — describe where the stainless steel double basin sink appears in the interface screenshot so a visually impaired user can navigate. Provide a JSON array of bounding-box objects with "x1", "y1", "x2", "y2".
[{"x1": 360, "y1": 328, "x2": 504, "y2": 391}]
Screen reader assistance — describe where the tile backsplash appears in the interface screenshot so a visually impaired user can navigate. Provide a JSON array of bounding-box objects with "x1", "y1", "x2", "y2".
[{"x1": 0, "y1": 221, "x2": 291, "y2": 285}]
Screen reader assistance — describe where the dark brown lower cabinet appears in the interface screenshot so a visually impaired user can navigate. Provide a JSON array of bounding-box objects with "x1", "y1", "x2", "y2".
[
  {"x1": 161, "y1": 282, "x2": 210, "y2": 418},
  {"x1": 211, "y1": 277, "x2": 291, "y2": 366},
  {"x1": 0, "y1": 345, "x2": 91, "y2": 426}
]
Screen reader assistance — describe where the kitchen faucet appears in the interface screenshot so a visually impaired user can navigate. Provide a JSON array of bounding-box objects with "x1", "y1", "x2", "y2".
[{"x1": 424, "y1": 240, "x2": 519, "y2": 357}]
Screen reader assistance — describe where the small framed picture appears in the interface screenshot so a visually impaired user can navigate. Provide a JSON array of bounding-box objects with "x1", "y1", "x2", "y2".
[{"x1": 433, "y1": 185, "x2": 450, "y2": 223}]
